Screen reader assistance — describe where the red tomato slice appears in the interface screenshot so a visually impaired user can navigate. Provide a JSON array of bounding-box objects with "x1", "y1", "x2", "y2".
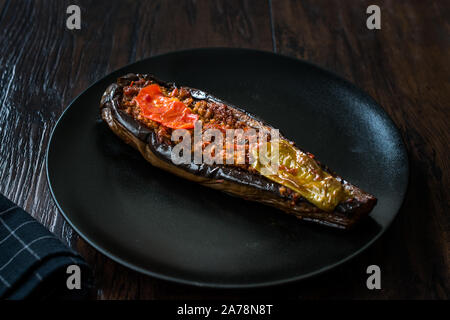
[{"x1": 133, "y1": 84, "x2": 198, "y2": 129}]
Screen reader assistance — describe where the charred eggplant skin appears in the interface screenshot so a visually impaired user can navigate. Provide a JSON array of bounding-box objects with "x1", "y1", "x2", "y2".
[{"x1": 100, "y1": 73, "x2": 377, "y2": 230}]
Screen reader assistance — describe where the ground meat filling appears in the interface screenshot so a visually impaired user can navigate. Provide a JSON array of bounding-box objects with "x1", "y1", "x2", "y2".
[{"x1": 119, "y1": 77, "x2": 307, "y2": 205}]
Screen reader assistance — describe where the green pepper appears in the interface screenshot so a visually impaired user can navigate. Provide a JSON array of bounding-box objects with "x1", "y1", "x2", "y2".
[{"x1": 252, "y1": 139, "x2": 348, "y2": 211}]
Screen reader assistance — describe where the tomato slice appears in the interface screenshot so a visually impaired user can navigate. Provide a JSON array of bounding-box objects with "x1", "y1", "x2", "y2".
[{"x1": 133, "y1": 84, "x2": 198, "y2": 129}]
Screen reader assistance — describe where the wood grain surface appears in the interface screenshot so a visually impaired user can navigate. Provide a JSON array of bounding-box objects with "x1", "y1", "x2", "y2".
[{"x1": 0, "y1": 0, "x2": 448, "y2": 299}]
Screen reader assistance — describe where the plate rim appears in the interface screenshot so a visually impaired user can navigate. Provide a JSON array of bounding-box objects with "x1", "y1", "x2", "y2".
[{"x1": 46, "y1": 47, "x2": 410, "y2": 288}]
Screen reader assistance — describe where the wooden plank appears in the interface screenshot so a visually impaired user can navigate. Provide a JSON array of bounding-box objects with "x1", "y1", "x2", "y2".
[
  {"x1": 271, "y1": 0, "x2": 450, "y2": 299},
  {"x1": 0, "y1": 0, "x2": 448, "y2": 299},
  {"x1": 0, "y1": 0, "x2": 273, "y2": 299}
]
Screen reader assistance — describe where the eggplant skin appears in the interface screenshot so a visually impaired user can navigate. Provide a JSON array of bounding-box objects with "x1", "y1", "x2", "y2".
[{"x1": 100, "y1": 73, "x2": 377, "y2": 230}]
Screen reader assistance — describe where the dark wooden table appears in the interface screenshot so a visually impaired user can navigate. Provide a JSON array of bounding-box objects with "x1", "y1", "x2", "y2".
[{"x1": 0, "y1": 0, "x2": 448, "y2": 299}]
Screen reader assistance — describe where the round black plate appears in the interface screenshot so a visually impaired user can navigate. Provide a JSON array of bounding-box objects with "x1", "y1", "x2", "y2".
[{"x1": 47, "y1": 48, "x2": 408, "y2": 288}]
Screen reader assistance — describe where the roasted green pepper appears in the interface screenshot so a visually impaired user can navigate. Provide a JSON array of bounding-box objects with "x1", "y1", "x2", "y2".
[{"x1": 252, "y1": 139, "x2": 349, "y2": 212}]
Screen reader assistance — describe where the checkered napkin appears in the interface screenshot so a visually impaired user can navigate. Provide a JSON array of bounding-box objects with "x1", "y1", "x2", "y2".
[{"x1": 0, "y1": 194, "x2": 92, "y2": 300}]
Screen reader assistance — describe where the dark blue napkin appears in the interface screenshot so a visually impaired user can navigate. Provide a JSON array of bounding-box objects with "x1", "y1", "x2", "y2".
[{"x1": 0, "y1": 194, "x2": 92, "y2": 300}]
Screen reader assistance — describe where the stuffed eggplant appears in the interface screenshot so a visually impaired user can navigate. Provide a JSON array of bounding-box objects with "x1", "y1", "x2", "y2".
[{"x1": 100, "y1": 73, "x2": 377, "y2": 229}]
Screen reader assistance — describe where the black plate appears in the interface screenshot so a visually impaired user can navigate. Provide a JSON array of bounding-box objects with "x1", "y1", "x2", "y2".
[{"x1": 47, "y1": 48, "x2": 408, "y2": 288}]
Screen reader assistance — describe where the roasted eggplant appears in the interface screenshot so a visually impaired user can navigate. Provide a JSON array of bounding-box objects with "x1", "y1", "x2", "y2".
[{"x1": 100, "y1": 73, "x2": 377, "y2": 229}]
